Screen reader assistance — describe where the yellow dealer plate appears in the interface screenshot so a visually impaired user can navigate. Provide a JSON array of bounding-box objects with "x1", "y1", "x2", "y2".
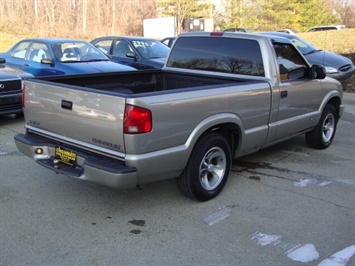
[{"x1": 55, "y1": 146, "x2": 77, "y2": 167}]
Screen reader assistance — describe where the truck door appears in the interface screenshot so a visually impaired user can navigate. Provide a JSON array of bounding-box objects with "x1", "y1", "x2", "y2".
[{"x1": 272, "y1": 43, "x2": 324, "y2": 141}]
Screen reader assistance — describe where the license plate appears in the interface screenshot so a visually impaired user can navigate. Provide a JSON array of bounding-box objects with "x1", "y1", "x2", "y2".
[{"x1": 55, "y1": 146, "x2": 77, "y2": 167}]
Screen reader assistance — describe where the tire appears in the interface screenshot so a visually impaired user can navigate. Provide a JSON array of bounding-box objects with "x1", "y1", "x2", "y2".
[
  {"x1": 305, "y1": 104, "x2": 338, "y2": 149},
  {"x1": 177, "y1": 132, "x2": 232, "y2": 201}
]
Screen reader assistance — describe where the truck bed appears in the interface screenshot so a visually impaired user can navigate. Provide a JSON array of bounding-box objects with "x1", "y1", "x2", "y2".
[{"x1": 33, "y1": 70, "x2": 257, "y2": 95}]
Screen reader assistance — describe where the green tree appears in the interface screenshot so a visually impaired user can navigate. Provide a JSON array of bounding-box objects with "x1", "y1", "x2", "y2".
[
  {"x1": 217, "y1": 0, "x2": 339, "y2": 32},
  {"x1": 217, "y1": 0, "x2": 260, "y2": 31},
  {"x1": 295, "y1": 0, "x2": 338, "y2": 31},
  {"x1": 157, "y1": 0, "x2": 212, "y2": 35},
  {"x1": 256, "y1": 0, "x2": 298, "y2": 30}
]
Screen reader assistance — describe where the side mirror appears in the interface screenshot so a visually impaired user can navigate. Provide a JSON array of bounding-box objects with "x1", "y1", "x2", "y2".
[
  {"x1": 126, "y1": 52, "x2": 136, "y2": 59},
  {"x1": 311, "y1": 65, "x2": 326, "y2": 79},
  {"x1": 41, "y1": 58, "x2": 54, "y2": 65},
  {"x1": 0, "y1": 58, "x2": 5, "y2": 64}
]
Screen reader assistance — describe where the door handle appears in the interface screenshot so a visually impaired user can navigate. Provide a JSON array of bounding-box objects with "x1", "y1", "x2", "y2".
[
  {"x1": 281, "y1": 90, "x2": 288, "y2": 99},
  {"x1": 61, "y1": 100, "x2": 73, "y2": 110}
]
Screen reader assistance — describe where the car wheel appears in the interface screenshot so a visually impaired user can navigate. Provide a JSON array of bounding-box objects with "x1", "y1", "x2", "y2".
[
  {"x1": 305, "y1": 104, "x2": 338, "y2": 149},
  {"x1": 177, "y1": 132, "x2": 231, "y2": 201}
]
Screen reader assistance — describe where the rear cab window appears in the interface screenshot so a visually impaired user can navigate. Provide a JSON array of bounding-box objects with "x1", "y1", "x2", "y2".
[{"x1": 166, "y1": 37, "x2": 265, "y2": 77}]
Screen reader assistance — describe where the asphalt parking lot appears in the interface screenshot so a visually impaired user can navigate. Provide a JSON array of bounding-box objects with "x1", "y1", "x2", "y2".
[{"x1": 1, "y1": 93, "x2": 354, "y2": 266}]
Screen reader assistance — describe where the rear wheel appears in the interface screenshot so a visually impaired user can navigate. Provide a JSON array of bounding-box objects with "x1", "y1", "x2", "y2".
[
  {"x1": 178, "y1": 133, "x2": 231, "y2": 201},
  {"x1": 305, "y1": 104, "x2": 338, "y2": 149}
]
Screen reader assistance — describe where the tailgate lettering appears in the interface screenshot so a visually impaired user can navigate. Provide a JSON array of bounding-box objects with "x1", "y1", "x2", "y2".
[{"x1": 92, "y1": 138, "x2": 121, "y2": 150}]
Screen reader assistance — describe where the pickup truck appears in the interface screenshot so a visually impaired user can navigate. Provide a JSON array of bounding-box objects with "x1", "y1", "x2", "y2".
[{"x1": 14, "y1": 32, "x2": 344, "y2": 201}]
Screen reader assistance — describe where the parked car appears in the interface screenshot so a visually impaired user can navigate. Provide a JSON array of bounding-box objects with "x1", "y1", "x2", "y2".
[
  {"x1": 258, "y1": 32, "x2": 355, "y2": 81},
  {"x1": 0, "y1": 38, "x2": 135, "y2": 77},
  {"x1": 0, "y1": 58, "x2": 33, "y2": 115},
  {"x1": 91, "y1": 36, "x2": 170, "y2": 69},
  {"x1": 276, "y1": 29, "x2": 299, "y2": 35},
  {"x1": 306, "y1": 25, "x2": 345, "y2": 32},
  {"x1": 223, "y1": 28, "x2": 253, "y2": 33},
  {"x1": 160, "y1": 37, "x2": 176, "y2": 48}
]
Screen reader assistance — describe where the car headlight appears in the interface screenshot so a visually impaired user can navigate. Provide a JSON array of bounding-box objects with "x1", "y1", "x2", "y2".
[{"x1": 324, "y1": 67, "x2": 338, "y2": 74}]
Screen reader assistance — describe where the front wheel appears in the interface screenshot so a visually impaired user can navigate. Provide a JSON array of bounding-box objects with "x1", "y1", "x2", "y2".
[
  {"x1": 177, "y1": 133, "x2": 232, "y2": 201},
  {"x1": 305, "y1": 104, "x2": 338, "y2": 149}
]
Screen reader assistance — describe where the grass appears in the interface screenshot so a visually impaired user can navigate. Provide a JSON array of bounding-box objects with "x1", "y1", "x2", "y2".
[{"x1": 1, "y1": 30, "x2": 354, "y2": 90}]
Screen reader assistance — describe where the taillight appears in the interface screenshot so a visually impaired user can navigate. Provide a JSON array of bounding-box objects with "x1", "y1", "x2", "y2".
[
  {"x1": 124, "y1": 105, "x2": 152, "y2": 134},
  {"x1": 22, "y1": 83, "x2": 26, "y2": 108}
]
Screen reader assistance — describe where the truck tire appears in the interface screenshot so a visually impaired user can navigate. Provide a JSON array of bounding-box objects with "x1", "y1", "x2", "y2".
[
  {"x1": 305, "y1": 104, "x2": 338, "y2": 149},
  {"x1": 178, "y1": 132, "x2": 231, "y2": 201}
]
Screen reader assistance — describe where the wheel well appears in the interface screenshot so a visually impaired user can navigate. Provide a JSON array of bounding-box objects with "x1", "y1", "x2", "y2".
[
  {"x1": 205, "y1": 123, "x2": 241, "y2": 156},
  {"x1": 327, "y1": 97, "x2": 342, "y2": 119}
]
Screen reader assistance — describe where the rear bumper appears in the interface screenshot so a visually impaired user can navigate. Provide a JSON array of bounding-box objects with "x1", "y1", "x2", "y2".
[{"x1": 14, "y1": 133, "x2": 137, "y2": 189}]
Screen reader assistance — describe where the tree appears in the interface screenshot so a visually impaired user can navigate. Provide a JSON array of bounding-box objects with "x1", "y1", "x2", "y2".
[
  {"x1": 256, "y1": 0, "x2": 299, "y2": 30},
  {"x1": 157, "y1": 0, "x2": 213, "y2": 35},
  {"x1": 327, "y1": 0, "x2": 355, "y2": 28},
  {"x1": 215, "y1": 0, "x2": 340, "y2": 32},
  {"x1": 295, "y1": 0, "x2": 338, "y2": 31},
  {"x1": 217, "y1": 0, "x2": 260, "y2": 30}
]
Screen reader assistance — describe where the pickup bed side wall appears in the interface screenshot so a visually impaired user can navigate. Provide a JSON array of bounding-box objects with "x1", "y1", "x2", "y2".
[{"x1": 124, "y1": 82, "x2": 272, "y2": 183}]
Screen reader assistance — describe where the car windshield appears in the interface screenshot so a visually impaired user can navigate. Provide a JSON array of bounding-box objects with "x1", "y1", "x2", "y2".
[
  {"x1": 52, "y1": 42, "x2": 109, "y2": 62},
  {"x1": 288, "y1": 36, "x2": 320, "y2": 55},
  {"x1": 130, "y1": 39, "x2": 170, "y2": 59}
]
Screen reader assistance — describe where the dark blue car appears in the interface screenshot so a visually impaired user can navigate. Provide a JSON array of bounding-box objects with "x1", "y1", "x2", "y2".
[
  {"x1": 91, "y1": 36, "x2": 170, "y2": 69},
  {"x1": 0, "y1": 38, "x2": 135, "y2": 77}
]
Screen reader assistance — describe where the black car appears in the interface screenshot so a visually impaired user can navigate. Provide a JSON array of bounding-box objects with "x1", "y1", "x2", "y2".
[
  {"x1": 0, "y1": 58, "x2": 33, "y2": 115},
  {"x1": 258, "y1": 32, "x2": 355, "y2": 81},
  {"x1": 91, "y1": 36, "x2": 170, "y2": 70},
  {"x1": 223, "y1": 28, "x2": 253, "y2": 33},
  {"x1": 160, "y1": 37, "x2": 176, "y2": 48}
]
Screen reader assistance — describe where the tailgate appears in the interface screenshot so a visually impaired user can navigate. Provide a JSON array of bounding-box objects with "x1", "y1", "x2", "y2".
[{"x1": 23, "y1": 80, "x2": 126, "y2": 155}]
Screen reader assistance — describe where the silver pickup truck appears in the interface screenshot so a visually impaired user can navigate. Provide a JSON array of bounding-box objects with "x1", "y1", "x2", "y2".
[{"x1": 14, "y1": 32, "x2": 344, "y2": 201}]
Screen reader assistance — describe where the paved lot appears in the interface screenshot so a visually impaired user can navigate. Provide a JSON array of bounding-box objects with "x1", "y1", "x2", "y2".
[{"x1": 1, "y1": 93, "x2": 354, "y2": 266}]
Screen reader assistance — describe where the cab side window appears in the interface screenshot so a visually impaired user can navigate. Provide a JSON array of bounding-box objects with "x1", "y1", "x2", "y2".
[
  {"x1": 273, "y1": 43, "x2": 309, "y2": 81},
  {"x1": 93, "y1": 40, "x2": 112, "y2": 55},
  {"x1": 11, "y1": 41, "x2": 31, "y2": 59},
  {"x1": 28, "y1": 42, "x2": 51, "y2": 62},
  {"x1": 113, "y1": 40, "x2": 134, "y2": 57}
]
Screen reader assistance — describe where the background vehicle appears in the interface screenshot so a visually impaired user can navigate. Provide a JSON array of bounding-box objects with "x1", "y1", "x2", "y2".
[
  {"x1": 15, "y1": 32, "x2": 343, "y2": 201},
  {"x1": 258, "y1": 32, "x2": 355, "y2": 81},
  {"x1": 306, "y1": 25, "x2": 345, "y2": 32},
  {"x1": 91, "y1": 36, "x2": 170, "y2": 69},
  {"x1": 0, "y1": 38, "x2": 135, "y2": 77},
  {"x1": 276, "y1": 29, "x2": 299, "y2": 34},
  {"x1": 0, "y1": 58, "x2": 33, "y2": 115},
  {"x1": 160, "y1": 37, "x2": 176, "y2": 48},
  {"x1": 223, "y1": 28, "x2": 253, "y2": 33}
]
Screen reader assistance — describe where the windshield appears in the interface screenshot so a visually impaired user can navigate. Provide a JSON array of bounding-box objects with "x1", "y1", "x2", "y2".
[
  {"x1": 130, "y1": 39, "x2": 170, "y2": 59},
  {"x1": 288, "y1": 36, "x2": 319, "y2": 55},
  {"x1": 52, "y1": 42, "x2": 109, "y2": 62}
]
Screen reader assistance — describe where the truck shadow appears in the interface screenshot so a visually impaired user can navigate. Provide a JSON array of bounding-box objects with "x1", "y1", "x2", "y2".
[{"x1": 0, "y1": 113, "x2": 24, "y2": 126}]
